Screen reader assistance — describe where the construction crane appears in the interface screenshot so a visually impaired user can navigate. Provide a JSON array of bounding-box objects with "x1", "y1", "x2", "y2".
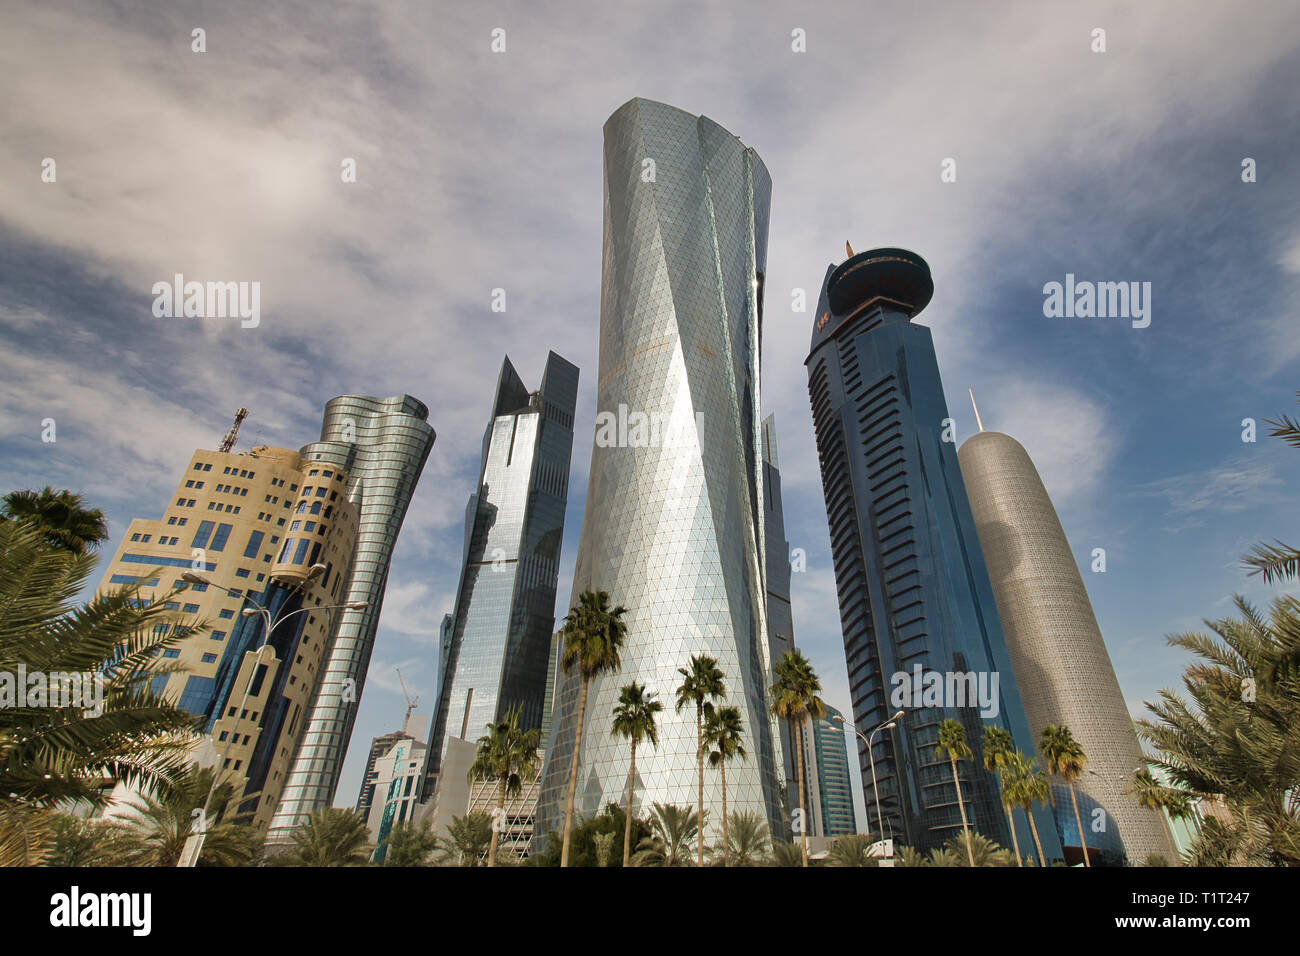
[
  {"x1": 218, "y1": 408, "x2": 249, "y2": 453},
  {"x1": 396, "y1": 667, "x2": 420, "y2": 727}
]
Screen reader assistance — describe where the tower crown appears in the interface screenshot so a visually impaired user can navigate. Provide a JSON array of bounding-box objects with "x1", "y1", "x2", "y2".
[{"x1": 810, "y1": 247, "x2": 934, "y2": 355}]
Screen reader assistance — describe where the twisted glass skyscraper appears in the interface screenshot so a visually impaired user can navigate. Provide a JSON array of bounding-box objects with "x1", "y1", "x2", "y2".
[
  {"x1": 423, "y1": 352, "x2": 578, "y2": 789},
  {"x1": 535, "y1": 98, "x2": 784, "y2": 842},
  {"x1": 266, "y1": 394, "x2": 434, "y2": 846},
  {"x1": 804, "y1": 249, "x2": 1060, "y2": 856}
]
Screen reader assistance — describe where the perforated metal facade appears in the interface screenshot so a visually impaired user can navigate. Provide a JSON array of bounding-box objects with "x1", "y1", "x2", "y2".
[{"x1": 958, "y1": 430, "x2": 1169, "y2": 863}]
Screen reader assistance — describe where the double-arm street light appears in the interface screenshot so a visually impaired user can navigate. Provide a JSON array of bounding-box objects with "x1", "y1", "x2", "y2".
[
  {"x1": 175, "y1": 565, "x2": 366, "y2": 866},
  {"x1": 828, "y1": 710, "x2": 903, "y2": 842}
]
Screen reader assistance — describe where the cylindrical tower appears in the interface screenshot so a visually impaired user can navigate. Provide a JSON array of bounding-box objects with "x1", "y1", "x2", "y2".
[{"x1": 958, "y1": 429, "x2": 1170, "y2": 864}]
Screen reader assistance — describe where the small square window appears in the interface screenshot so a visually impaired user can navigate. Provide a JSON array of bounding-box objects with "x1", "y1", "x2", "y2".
[{"x1": 201, "y1": 653, "x2": 217, "y2": 664}]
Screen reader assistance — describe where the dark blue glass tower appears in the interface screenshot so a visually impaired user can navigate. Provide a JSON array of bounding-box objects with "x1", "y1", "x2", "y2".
[{"x1": 804, "y1": 248, "x2": 1060, "y2": 858}]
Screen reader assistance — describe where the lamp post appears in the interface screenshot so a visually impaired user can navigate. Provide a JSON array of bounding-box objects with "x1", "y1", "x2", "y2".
[
  {"x1": 176, "y1": 566, "x2": 365, "y2": 866},
  {"x1": 831, "y1": 710, "x2": 902, "y2": 842}
]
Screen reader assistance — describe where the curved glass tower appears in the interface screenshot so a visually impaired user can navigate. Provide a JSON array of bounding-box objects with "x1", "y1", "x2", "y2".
[
  {"x1": 959, "y1": 428, "x2": 1170, "y2": 863},
  {"x1": 535, "y1": 98, "x2": 784, "y2": 843},
  {"x1": 804, "y1": 248, "x2": 1060, "y2": 857},
  {"x1": 265, "y1": 394, "x2": 435, "y2": 845}
]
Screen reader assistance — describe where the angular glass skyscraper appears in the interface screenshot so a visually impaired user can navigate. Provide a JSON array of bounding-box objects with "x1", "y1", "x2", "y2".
[
  {"x1": 535, "y1": 98, "x2": 784, "y2": 843},
  {"x1": 265, "y1": 394, "x2": 435, "y2": 846},
  {"x1": 422, "y1": 353, "x2": 578, "y2": 789},
  {"x1": 804, "y1": 249, "x2": 1060, "y2": 857},
  {"x1": 959, "y1": 427, "x2": 1169, "y2": 863},
  {"x1": 762, "y1": 415, "x2": 799, "y2": 811}
]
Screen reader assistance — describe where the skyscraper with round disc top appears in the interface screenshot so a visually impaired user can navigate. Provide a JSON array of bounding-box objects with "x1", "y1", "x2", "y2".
[{"x1": 535, "y1": 98, "x2": 785, "y2": 845}]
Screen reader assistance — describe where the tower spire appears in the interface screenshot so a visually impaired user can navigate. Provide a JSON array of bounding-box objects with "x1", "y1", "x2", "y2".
[{"x1": 969, "y1": 388, "x2": 985, "y2": 433}]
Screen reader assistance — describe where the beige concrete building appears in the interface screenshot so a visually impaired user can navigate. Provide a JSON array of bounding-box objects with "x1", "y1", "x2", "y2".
[{"x1": 96, "y1": 443, "x2": 359, "y2": 830}]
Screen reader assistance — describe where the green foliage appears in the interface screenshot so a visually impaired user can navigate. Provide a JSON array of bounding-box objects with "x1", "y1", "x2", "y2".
[
  {"x1": 382, "y1": 816, "x2": 439, "y2": 867},
  {"x1": 282, "y1": 808, "x2": 371, "y2": 866},
  {"x1": 825, "y1": 833, "x2": 880, "y2": 867},
  {"x1": 1, "y1": 487, "x2": 108, "y2": 555},
  {"x1": 631, "y1": 802, "x2": 701, "y2": 866},
  {"x1": 711, "y1": 810, "x2": 769, "y2": 866},
  {"x1": 611, "y1": 681, "x2": 663, "y2": 750},
  {"x1": 532, "y1": 804, "x2": 648, "y2": 867},
  {"x1": 0, "y1": 521, "x2": 203, "y2": 865},
  {"x1": 1138, "y1": 595, "x2": 1300, "y2": 866},
  {"x1": 767, "y1": 840, "x2": 806, "y2": 867},
  {"x1": 434, "y1": 811, "x2": 492, "y2": 866},
  {"x1": 559, "y1": 590, "x2": 627, "y2": 682}
]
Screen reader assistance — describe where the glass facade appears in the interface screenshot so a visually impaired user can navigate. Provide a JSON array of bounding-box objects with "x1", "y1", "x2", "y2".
[
  {"x1": 804, "y1": 248, "x2": 1061, "y2": 857},
  {"x1": 762, "y1": 415, "x2": 799, "y2": 824},
  {"x1": 264, "y1": 394, "x2": 435, "y2": 845},
  {"x1": 534, "y1": 98, "x2": 784, "y2": 847},
  {"x1": 422, "y1": 352, "x2": 579, "y2": 791},
  {"x1": 811, "y1": 705, "x2": 858, "y2": 836}
]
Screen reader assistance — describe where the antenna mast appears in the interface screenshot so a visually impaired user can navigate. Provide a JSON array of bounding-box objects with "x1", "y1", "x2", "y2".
[
  {"x1": 968, "y1": 389, "x2": 985, "y2": 433},
  {"x1": 219, "y1": 408, "x2": 249, "y2": 453}
]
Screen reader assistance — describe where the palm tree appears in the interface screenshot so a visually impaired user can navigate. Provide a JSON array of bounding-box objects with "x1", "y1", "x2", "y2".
[
  {"x1": 469, "y1": 704, "x2": 541, "y2": 867},
  {"x1": 717, "y1": 810, "x2": 770, "y2": 866},
  {"x1": 826, "y1": 833, "x2": 879, "y2": 867},
  {"x1": 768, "y1": 840, "x2": 804, "y2": 867},
  {"x1": 1243, "y1": 393, "x2": 1300, "y2": 583},
  {"x1": 770, "y1": 649, "x2": 825, "y2": 867},
  {"x1": 946, "y1": 830, "x2": 1016, "y2": 867},
  {"x1": 610, "y1": 681, "x2": 662, "y2": 866},
  {"x1": 1138, "y1": 594, "x2": 1300, "y2": 867},
  {"x1": 1040, "y1": 724, "x2": 1091, "y2": 866},
  {"x1": 675, "y1": 653, "x2": 726, "y2": 866},
  {"x1": 631, "y1": 803, "x2": 700, "y2": 866},
  {"x1": 380, "y1": 817, "x2": 438, "y2": 866},
  {"x1": 98, "y1": 766, "x2": 257, "y2": 866},
  {"x1": 434, "y1": 811, "x2": 492, "y2": 866},
  {"x1": 981, "y1": 725, "x2": 1022, "y2": 866},
  {"x1": 0, "y1": 522, "x2": 202, "y2": 865},
  {"x1": 934, "y1": 719, "x2": 976, "y2": 866},
  {"x1": 1003, "y1": 750, "x2": 1050, "y2": 866},
  {"x1": 703, "y1": 704, "x2": 746, "y2": 866},
  {"x1": 285, "y1": 808, "x2": 371, "y2": 866},
  {"x1": 557, "y1": 589, "x2": 627, "y2": 867},
  {"x1": 1127, "y1": 768, "x2": 1185, "y2": 862},
  {"x1": 1, "y1": 487, "x2": 108, "y2": 554}
]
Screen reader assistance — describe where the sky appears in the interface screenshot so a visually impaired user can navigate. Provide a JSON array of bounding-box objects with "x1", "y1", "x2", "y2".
[{"x1": 1, "y1": 0, "x2": 1298, "y2": 826}]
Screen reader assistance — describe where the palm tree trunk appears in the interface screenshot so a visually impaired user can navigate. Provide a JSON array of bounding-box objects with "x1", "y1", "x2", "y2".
[
  {"x1": 489, "y1": 775, "x2": 503, "y2": 867},
  {"x1": 795, "y1": 714, "x2": 809, "y2": 867},
  {"x1": 1068, "y1": 780, "x2": 1090, "y2": 866},
  {"x1": 951, "y1": 756, "x2": 975, "y2": 867},
  {"x1": 561, "y1": 675, "x2": 590, "y2": 868},
  {"x1": 1027, "y1": 807, "x2": 1047, "y2": 867},
  {"x1": 696, "y1": 703, "x2": 704, "y2": 867},
  {"x1": 1157, "y1": 801, "x2": 1179, "y2": 861},
  {"x1": 720, "y1": 759, "x2": 729, "y2": 868},
  {"x1": 1004, "y1": 804, "x2": 1023, "y2": 866},
  {"x1": 623, "y1": 741, "x2": 636, "y2": 867}
]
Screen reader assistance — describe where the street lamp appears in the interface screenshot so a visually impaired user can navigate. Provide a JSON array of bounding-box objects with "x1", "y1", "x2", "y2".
[
  {"x1": 832, "y1": 710, "x2": 902, "y2": 841},
  {"x1": 176, "y1": 569, "x2": 365, "y2": 866}
]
